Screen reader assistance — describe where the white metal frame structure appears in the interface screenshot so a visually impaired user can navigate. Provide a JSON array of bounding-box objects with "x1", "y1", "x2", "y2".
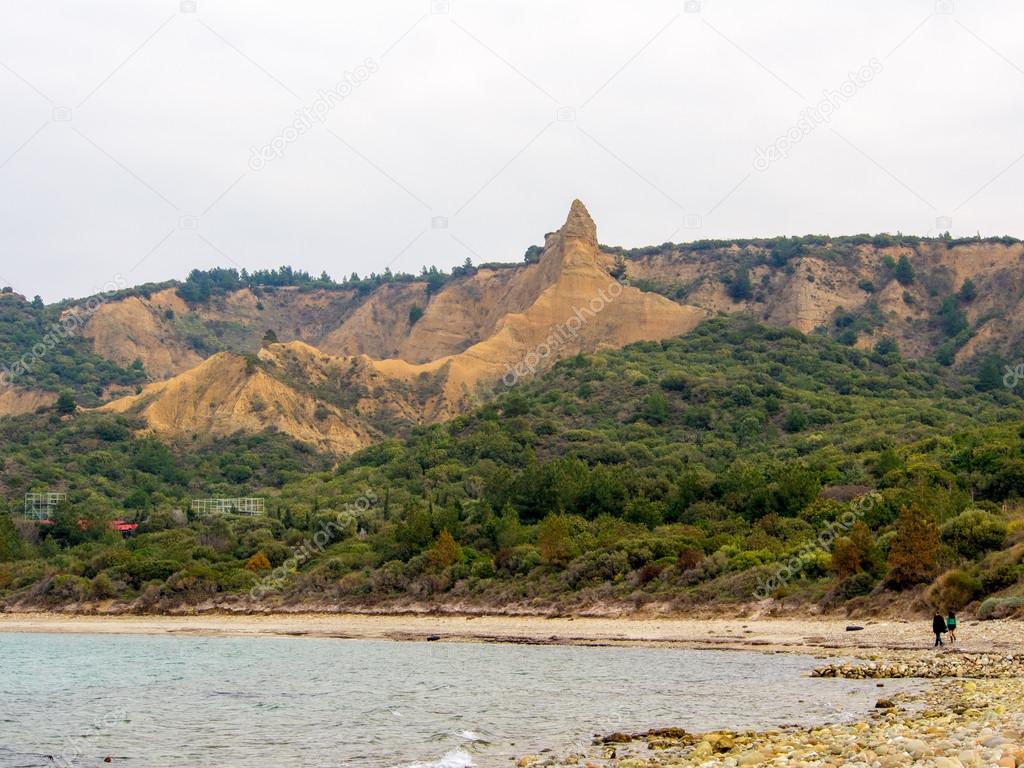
[
  {"x1": 23, "y1": 492, "x2": 67, "y2": 520},
  {"x1": 190, "y1": 497, "x2": 266, "y2": 517}
]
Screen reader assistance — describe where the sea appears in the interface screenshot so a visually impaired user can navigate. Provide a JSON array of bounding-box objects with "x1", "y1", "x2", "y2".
[{"x1": 0, "y1": 632, "x2": 913, "y2": 767}]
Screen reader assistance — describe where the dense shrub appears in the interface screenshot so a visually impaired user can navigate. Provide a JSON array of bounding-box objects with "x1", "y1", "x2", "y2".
[
  {"x1": 941, "y1": 509, "x2": 1008, "y2": 559},
  {"x1": 929, "y1": 569, "x2": 982, "y2": 611}
]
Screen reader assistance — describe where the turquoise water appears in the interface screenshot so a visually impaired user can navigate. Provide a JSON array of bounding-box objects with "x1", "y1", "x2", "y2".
[{"x1": 0, "y1": 633, "x2": 906, "y2": 767}]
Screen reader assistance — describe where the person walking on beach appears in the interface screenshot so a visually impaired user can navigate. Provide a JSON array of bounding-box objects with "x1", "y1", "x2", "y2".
[
  {"x1": 933, "y1": 612, "x2": 947, "y2": 647},
  {"x1": 947, "y1": 612, "x2": 958, "y2": 644}
]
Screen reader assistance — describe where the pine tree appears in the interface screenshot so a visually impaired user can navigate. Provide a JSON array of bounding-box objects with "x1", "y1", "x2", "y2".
[
  {"x1": 886, "y1": 501, "x2": 939, "y2": 589},
  {"x1": 894, "y1": 254, "x2": 915, "y2": 286},
  {"x1": 727, "y1": 267, "x2": 753, "y2": 301},
  {"x1": 427, "y1": 529, "x2": 461, "y2": 571}
]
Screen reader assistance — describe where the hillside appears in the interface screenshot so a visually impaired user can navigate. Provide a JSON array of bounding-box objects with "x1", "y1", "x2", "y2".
[
  {"x1": 96, "y1": 201, "x2": 704, "y2": 452},
  {"x1": 2, "y1": 318, "x2": 1022, "y2": 617},
  {"x1": 3, "y1": 203, "x2": 1022, "y2": 439}
]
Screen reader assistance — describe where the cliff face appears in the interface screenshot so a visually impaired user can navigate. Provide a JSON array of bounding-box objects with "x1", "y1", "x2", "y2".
[
  {"x1": 82, "y1": 286, "x2": 366, "y2": 379},
  {"x1": 626, "y1": 238, "x2": 1024, "y2": 360},
  {"x1": 0, "y1": 386, "x2": 57, "y2": 417},
  {"x1": 42, "y1": 200, "x2": 1024, "y2": 449},
  {"x1": 101, "y1": 201, "x2": 705, "y2": 452}
]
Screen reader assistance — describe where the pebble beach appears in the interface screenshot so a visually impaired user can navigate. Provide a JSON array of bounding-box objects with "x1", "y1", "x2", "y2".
[{"x1": 532, "y1": 652, "x2": 1024, "y2": 768}]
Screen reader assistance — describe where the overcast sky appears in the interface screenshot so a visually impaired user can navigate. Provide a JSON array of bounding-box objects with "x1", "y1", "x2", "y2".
[{"x1": 2, "y1": 0, "x2": 1023, "y2": 302}]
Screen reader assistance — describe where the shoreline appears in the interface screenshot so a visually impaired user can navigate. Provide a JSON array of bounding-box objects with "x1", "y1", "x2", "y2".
[
  {"x1": 5, "y1": 612, "x2": 1023, "y2": 766},
  {"x1": 1, "y1": 611, "x2": 1021, "y2": 655},
  {"x1": 554, "y1": 676, "x2": 1024, "y2": 767}
]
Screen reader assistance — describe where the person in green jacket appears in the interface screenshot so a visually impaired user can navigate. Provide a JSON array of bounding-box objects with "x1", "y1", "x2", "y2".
[{"x1": 947, "y1": 612, "x2": 958, "y2": 644}]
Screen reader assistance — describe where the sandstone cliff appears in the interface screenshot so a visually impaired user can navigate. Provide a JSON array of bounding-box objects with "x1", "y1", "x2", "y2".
[
  {"x1": 28, "y1": 200, "x2": 1024, "y2": 449},
  {"x1": 101, "y1": 201, "x2": 705, "y2": 451}
]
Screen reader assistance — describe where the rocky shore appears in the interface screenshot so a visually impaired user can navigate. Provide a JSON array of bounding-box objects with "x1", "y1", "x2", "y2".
[
  {"x1": 813, "y1": 652, "x2": 1024, "y2": 679},
  {"x1": 524, "y1": 653, "x2": 1024, "y2": 768}
]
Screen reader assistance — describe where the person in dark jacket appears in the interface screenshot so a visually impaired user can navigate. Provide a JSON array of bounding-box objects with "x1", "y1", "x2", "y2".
[{"x1": 933, "y1": 612, "x2": 947, "y2": 647}]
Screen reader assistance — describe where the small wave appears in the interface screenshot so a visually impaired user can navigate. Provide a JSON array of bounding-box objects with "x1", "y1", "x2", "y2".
[
  {"x1": 406, "y1": 749, "x2": 475, "y2": 768},
  {"x1": 456, "y1": 731, "x2": 488, "y2": 744}
]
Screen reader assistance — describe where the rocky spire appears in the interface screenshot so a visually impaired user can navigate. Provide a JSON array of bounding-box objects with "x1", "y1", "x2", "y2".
[{"x1": 560, "y1": 199, "x2": 597, "y2": 247}]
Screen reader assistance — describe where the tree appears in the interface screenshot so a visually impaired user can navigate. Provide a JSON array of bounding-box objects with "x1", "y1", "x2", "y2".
[
  {"x1": 976, "y1": 354, "x2": 1004, "y2": 392},
  {"x1": 783, "y1": 408, "x2": 808, "y2": 433},
  {"x1": 408, "y1": 305, "x2": 424, "y2": 326},
  {"x1": 894, "y1": 254, "x2": 915, "y2": 286},
  {"x1": 31, "y1": 295, "x2": 44, "y2": 310},
  {"x1": 831, "y1": 521, "x2": 880, "y2": 579},
  {"x1": 537, "y1": 514, "x2": 572, "y2": 566},
  {"x1": 0, "y1": 511, "x2": 22, "y2": 562},
  {"x1": 957, "y1": 279, "x2": 976, "y2": 302},
  {"x1": 873, "y1": 336, "x2": 899, "y2": 360},
  {"x1": 262, "y1": 329, "x2": 279, "y2": 346},
  {"x1": 55, "y1": 392, "x2": 76, "y2": 415},
  {"x1": 641, "y1": 392, "x2": 668, "y2": 425},
  {"x1": 873, "y1": 447, "x2": 902, "y2": 479},
  {"x1": 886, "y1": 500, "x2": 939, "y2": 589},
  {"x1": 245, "y1": 551, "x2": 271, "y2": 572},
  {"x1": 937, "y1": 295, "x2": 967, "y2": 337},
  {"x1": 727, "y1": 267, "x2": 753, "y2": 301},
  {"x1": 427, "y1": 529, "x2": 461, "y2": 570},
  {"x1": 494, "y1": 503, "x2": 523, "y2": 548}
]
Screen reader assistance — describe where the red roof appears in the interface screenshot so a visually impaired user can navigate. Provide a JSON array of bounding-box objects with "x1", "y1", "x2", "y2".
[{"x1": 75, "y1": 519, "x2": 139, "y2": 532}]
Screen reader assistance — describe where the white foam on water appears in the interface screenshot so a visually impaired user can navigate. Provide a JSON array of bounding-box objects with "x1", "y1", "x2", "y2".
[
  {"x1": 456, "y1": 730, "x2": 485, "y2": 742},
  {"x1": 406, "y1": 749, "x2": 475, "y2": 768}
]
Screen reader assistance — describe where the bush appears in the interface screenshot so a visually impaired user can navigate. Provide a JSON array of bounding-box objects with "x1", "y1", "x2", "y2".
[
  {"x1": 929, "y1": 569, "x2": 982, "y2": 612},
  {"x1": 494, "y1": 545, "x2": 541, "y2": 577},
  {"x1": 471, "y1": 558, "x2": 495, "y2": 579},
  {"x1": 833, "y1": 572, "x2": 877, "y2": 600},
  {"x1": 980, "y1": 563, "x2": 1021, "y2": 593},
  {"x1": 565, "y1": 550, "x2": 630, "y2": 587},
  {"x1": 90, "y1": 572, "x2": 117, "y2": 599},
  {"x1": 245, "y1": 552, "x2": 271, "y2": 572},
  {"x1": 978, "y1": 596, "x2": 1024, "y2": 620},
  {"x1": 941, "y1": 509, "x2": 1008, "y2": 559},
  {"x1": 47, "y1": 574, "x2": 90, "y2": 602}
]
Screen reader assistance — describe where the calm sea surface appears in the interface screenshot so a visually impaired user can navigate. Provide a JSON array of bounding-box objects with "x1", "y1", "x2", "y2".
[{"x1": 0, "y1": 632, "x2": 910, "y2": 768}]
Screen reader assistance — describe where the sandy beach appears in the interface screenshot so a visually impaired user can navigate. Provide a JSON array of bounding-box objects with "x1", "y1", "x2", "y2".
[{"x1": 0, "y1": 611, "x2": 1020, "y2": 655}]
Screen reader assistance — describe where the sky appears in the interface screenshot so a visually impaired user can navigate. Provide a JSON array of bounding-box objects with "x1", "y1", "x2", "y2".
[{"x1": 2, "y1": 0, "x2": 1023, "y2": 302}]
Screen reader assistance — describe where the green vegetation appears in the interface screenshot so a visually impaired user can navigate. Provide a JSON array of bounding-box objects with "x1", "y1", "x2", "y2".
[
  {"x1": 894, "y1": 254, "x2": 915, "y2": 286},
  {"x1": 177, "y1": 261, "x2": 480, "y2": 305},
  {"x1": 2, "y1": 317, "x2": 1023, "y2": 614},
  {"x1": 0, "y1": 293, "x2": 145, "y2": 404}
]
